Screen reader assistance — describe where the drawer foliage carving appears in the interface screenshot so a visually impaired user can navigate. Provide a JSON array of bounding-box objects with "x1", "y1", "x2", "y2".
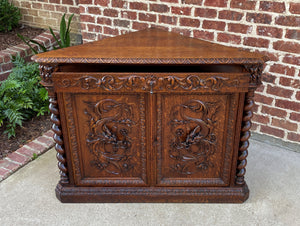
[
  {"x1": 84, "y1": 99, "x2": 136, "y2": 175},
  {"x1": 58, "y1": 75, "x2": 239, "y2": 92},
  {"x1": 169, "y1": 100, "x2": 219, "y2": 175}
]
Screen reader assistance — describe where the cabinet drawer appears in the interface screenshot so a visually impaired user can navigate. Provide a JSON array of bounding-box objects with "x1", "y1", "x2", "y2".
[{"x1": 53, "y1": 72, "x2": 250, "y2": 93}]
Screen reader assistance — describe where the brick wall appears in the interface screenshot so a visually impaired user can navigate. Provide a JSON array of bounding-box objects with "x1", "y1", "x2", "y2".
[
  {"x1": 12, "y1": 0, "x2": 82, "y2": 43},
  {"x1": 77, "y1": 0, "x2": 300, "y2": 145}
]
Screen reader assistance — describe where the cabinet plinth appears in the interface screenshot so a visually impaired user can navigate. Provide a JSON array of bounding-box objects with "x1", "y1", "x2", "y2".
[{"x1": 34, "y1": 28, "x2": 267, "y2": 203}]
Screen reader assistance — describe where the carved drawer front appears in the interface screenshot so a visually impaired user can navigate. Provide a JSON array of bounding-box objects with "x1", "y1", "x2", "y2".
[
  {"x1": 62, "y1": 93, "x2": 148, "y2": 186},
  {"x1": 156, "y1": 93, "x2": 239, "y2": 186}
]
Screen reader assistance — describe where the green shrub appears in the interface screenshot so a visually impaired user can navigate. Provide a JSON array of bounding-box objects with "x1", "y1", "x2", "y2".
[
  {"x1": 0, "y1": 56, "x2": 49, "y2": 138},
  {"x1": 18, "y1": 13, "x2": 74, "y2": 54},
  {"x1": 0, "y1": 0, "x2": 21, "y2": 32}
]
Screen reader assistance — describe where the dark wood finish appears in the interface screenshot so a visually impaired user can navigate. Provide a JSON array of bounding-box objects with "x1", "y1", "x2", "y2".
[{"x1": 34, "y1": 28, "x2": 267, "y2": 203}]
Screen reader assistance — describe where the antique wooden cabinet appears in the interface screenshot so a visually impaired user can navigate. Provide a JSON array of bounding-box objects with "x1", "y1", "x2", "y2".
[{"x1": 33, "y1": 28, "x2": 267, "y2": 203}]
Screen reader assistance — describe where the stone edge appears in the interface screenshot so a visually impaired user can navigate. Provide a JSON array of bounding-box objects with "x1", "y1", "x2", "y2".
[{"x1": 0, "y1": 130, "x2": 55, "y2": 182}]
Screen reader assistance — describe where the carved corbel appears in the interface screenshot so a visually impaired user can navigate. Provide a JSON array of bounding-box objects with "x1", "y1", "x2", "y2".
[{"x1": 244, "y1": 64, "x2": 263, "y2": 87}]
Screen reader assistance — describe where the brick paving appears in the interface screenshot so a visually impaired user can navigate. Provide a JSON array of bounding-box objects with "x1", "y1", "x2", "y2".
[{"x1": 0, "y1": 130, "x2": 55, "y2": 182}]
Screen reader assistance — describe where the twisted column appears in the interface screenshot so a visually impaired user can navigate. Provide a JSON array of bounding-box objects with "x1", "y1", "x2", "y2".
[
  {"x1": 236, "y1": 89, "x2": 255, "y2": 185},
  {"x1": 40, "y1": 64, "x2": 69, "y2": 184}
]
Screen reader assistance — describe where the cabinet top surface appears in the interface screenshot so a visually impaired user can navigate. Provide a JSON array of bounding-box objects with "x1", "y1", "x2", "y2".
[{"x1": 33, "y1": 28, "x2": 267, "y2": 65}]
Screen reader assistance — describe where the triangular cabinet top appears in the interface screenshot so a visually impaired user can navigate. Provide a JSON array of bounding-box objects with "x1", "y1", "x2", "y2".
[{"x1": 33, "y1": 28, "x2": 267, "y2": 65}]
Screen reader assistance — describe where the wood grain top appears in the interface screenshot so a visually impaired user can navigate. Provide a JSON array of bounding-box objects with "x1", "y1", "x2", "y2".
[{"x1": 33, "y1": 28, "x2": 268, "y2": 65}]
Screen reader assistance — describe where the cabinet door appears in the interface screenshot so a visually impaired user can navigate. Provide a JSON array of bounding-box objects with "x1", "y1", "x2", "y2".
[
  {"x1": 156, "y1": 93, "x2": 239, "y2": 186},
  {"x1": 62, "y1": 93, "x2": 148, "y2": 186}
]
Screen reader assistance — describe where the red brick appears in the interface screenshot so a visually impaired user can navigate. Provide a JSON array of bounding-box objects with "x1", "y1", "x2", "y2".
[
  {"x1": 132, "y1": 22, "x2": 149, "y2": 30},
  {"x1": 55, "y1": 5, "x2": 68, "y2": 13},
  {"x1": 285, "y1": 29, "x2": 300, "y2": 40},
  {"x1": 150, "y1": 24, "x2": 168, "y2": 31},
  {"x1": 269, "y1": 64, "x2": 296, "y2": 76},
  {"x1": 180, "y1": 18, "x2": 200, "y2": 27},
  {"x1": 1, "y1": 63, "x2": 13, "y2": 71},
  {"x1": 88, "y1": 7, "x2": 101, "y2": 14},
  {"x1": 217, "y1": 33, "x2": 241, "y2": 44},
  {"x1": 121, "y1": 11, "x2": 137, "y2": 20},
  {"x1": 246, "y1": 13, "x2": 272, "y2": 24},
  {"x1": 231, "y1": 0, "x2": 256, "y2": 10},
  {"x1": 0, "y1": 168, "x2": 10, "y2": 178},
  {"x1": 103, "y1": 27, "x2": 119, "y2": 36},
  {"x1": 228, "y1": 23, "x2": 252, "y2": 34},
  {"x1": 130, "y1": 2, "x2": 148, "y2": 11},
  {"x1": 261, "y1": 73, "x2": 276, "y2": 83},
  {"x1": 194, "y1": 8, "x2": 217, "y2": 18},
  {"x1": 260, "y1": 125, "x2": 285, "y2": 138},
  {"x1": 266, "y1": 85, "x2": 293, "y2": 98},
  {"x1": 261, "y1": 106, "x2": 287, "y2": 118},
  {"x1": 7, "y1": 152, "x2": 29, "y2": 165},
  {"x1": 139, "y1": 13, "x2": 156, "y2": 22},
  {"x1": 204, "y1": 0, "x2": 227, "y2": 7},
  {"x1": 97, "y1": 17, "x2": 112, "y2": 26},
  {"x1": 32, "y1": 2, "x2": 42, "y2": 9},
  {"x1": 254, "y1": 93, "x2": 273, "y2": 105},
  {"x1": 202, "y1": 20, "x2": 225, "y2": 31},
  {"x1": 26, "y1": 142, "x2": 47, "y2": 153},
  {"x1": 150, "y1": 4, "x2": 169, "y2": 13},
  {"x1": 289, "y1": 3, "x2": 300, "y2": 14},
  {"x1": 194, "y1": 30, "x2": 214, "y2": 41},
  {"x1": 291, "y1": 80, "x2": 300, "y2": 89},
  {"x1": 62, "y1": 0, "x2": 74, "y2": 5},
  {"x1": 182, "y1": 0, "x2": 203, "y2": 5},
  {"x1": 112, "y1": 0, "x2": 127, "y2": 8},
  {"x1": 82, "y1": 32, "x2": 96, "y2": 41},
  {"x1": 290, "y1": 112, "x2": 300, "y2": 122},
  {"x1": 87, "y1": 24, "x2": 102, "y2": 33},
  {"x1": 218, "y1": 10, "x2": 243, "y2": 21},
  {"x1": 287, "y1": 132, "x2": 300, "y2": 142},
  {"x1": 259, "y1": 1, "x2": 286, "y2": 13},
  {"x1": 78, "y1": 0, "x2": 91, "y2": 3},
  {"x1": 103, "y1": 8, "x2": 118, "y2": 17},
  {"x1": 0, "y1": 159, "x2": 20, "y2": 171},
  {"x1": 94, "y1": 0, "x2": 109, "y2": 6},
  {"x1": 272, "y1": 118, "x2": 298, "y2": 131},
  {"x1": 16, "y1": 146, "x2": 37, "y2": 157},
  {"x1": 159, "y1": 15, "x2": 177, "y2": 25},
  {"x1": 69, "y1": 6, "x2": 80, "y2": 14},
  {"x1": 171, "y1": 28, "x2": 191, "y2": 37},
  {"x1": 275, "y1": 16, "x2": 300, "y2": 27},
  {"x1": 114, "y1": 19, "x2": 130, "y2": 28},
  {"x1": 80, "y1": 15, "x2": 95, "y2": 23},
  {"x1": 43, "y1": 130, "x2": 54, "y2": 138},
  {"x1": 43, "y1": 4, "x2": 54, "y2": 11},
  {"x1": 160, "y1": 0, "x2": 179, "y2": 4},
  {"x1": 172, "y1": 6, "x2": 192, "y2": 16},
  {"x1": 79, "y1": 6, "x2": 86, "y2": 14},
  {"x1": 276, "y1": 99, "x2": 300, "y2": 112},
  {"x1": 279, "y1": 77, "x2": 291, "y2": 86},
  {"x1": 244, "y1": 37, "x2": 269, "y2": 48},
  {"x1": 253, "y1": 114, "x2": 269, "y2": 124},
  {"x1": 257, "y1": 26, "x2": 283, "y2": 39},
  {"x1": 251, "y1": 122, "x2": 259, "y2": 131}
]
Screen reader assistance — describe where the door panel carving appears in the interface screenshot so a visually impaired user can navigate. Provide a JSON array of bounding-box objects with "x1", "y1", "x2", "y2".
[{"x1": 157, "y1": 94, "x2": 237, "y2": 186}]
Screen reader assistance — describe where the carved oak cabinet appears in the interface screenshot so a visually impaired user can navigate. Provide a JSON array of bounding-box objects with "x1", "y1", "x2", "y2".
[{"x1": 33, "y1": 28, "x2": 267, "y2": 203}]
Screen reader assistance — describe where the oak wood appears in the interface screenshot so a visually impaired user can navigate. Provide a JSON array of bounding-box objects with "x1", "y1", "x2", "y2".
[{"x1": 35, "y1": 28, "x2": 267, "y2": 203}]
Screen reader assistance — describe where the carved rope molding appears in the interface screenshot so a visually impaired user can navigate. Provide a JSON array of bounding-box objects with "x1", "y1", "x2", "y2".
[
  {"x1": 58, "y1": 75, "x2": 240, "y2": 92},
  {"x1": 40, "y1": 64, "x2": 69, "y2": 184}
]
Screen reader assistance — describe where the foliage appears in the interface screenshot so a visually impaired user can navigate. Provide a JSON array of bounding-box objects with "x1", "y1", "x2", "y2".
[
  {"x1": 18, "y1": 13, "x2": 74, "y2": 54},
  {"x1": 0, "y1": 0, "x2": 21, "y2": 32},
  {"x1": 0, "y1": 56, "x2": 49, "y2": 138}
]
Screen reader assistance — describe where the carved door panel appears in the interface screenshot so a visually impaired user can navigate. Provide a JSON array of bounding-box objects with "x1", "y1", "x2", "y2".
[
  {"x1": 63, "y1": 93, "x2": 148, "y2": 186},
  {"x1": 156, "y1": 93, "x2": 239, "y2": 186}
]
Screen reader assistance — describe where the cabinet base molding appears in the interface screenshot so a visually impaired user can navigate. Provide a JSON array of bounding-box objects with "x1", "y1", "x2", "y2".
[{"x1": 55, "y1": 183, "x2": 249, "y2": 203}]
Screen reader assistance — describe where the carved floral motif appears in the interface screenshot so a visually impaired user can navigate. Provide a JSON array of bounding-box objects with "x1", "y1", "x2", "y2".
[
  {"x1": 244, "y1": 64, "x2": 263, "y2": 86},
  {"x1": 168, "y1": 100, "x2": 219, "y2": 175},
  {"x1": 58, "y1": 75, "x2": 239, "y2": 92},
  {"x1": 84, "y1": 99, "x2": 136, "y2": 175}
]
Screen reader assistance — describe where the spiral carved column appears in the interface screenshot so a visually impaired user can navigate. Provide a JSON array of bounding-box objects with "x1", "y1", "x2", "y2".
[
  {"x1": 236, "y1": 88, "x2": 255, "y2": 185},
  {"x1": 40, "y1": 64, "x2": 69, "y2": 184}
]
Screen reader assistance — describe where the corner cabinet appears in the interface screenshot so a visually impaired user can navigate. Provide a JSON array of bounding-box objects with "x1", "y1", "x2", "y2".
[{"x1": 34, "y1": 29, "x2": 267, "y2": 203}]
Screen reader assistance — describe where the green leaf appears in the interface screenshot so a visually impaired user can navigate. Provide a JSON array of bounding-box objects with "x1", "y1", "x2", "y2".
[
  {"x1": 17, "y1": 34, "x2": 38, "y2": 54},
  {"x1": 27, "y1": 39, "x2": 47, "y2": 53},
  {"x1": 49, "y1": 27, "x2": 63, "y2": 49},
  {"x1": 60, "y1": 13, "x2": 66, "y2": 47}
]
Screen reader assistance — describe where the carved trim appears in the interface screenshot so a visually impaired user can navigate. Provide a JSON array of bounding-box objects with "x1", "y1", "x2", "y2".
[
  {"x1": 39, "y1": 64, "x2": 58, "y2": 86},
  {"x1": 49, "y1": 96, "x2": 69, "y2": 184},
  {"x1": 244, "y1": 64, "x2": 263, "y2": 87},
  {"x1": 34, "y1": 56, "x2": 268, "y2": 65},
  {"x1": 236, "y1": 89, "x2": 254, "y2": 185},
  {"x1": 57, "y1": 75, "x2": 240, "y2": 92}
]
